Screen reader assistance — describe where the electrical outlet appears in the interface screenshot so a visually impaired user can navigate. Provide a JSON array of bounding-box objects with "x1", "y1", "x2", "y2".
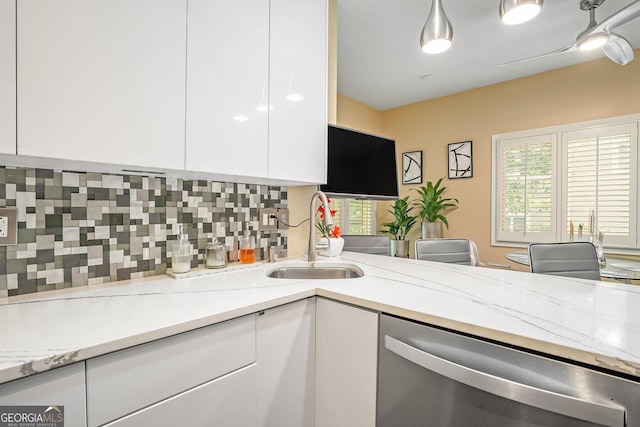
[
  {"x1": 259, "y1": 208, "x2": 278, "y2": 231},
  {"x1": 0, "y1": 208, "x2": 17, "y2": 245},
  {"x1": 0, "y1": 216, "x2": 7, "y2": 237},
  {"x1": 277, "y1": 208, "x2": 290, "y2": 230}
]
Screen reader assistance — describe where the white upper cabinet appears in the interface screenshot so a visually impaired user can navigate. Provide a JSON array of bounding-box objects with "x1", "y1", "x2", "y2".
[
  {"x1": 0, "y1": 0, "x2": 16, "y2": 154},
  {"x1": 16, "y1": 0, "x2": 186, "y2": 170},
  {"x1": 185, "y1": 0, "x2": 270, "y2": 178},
  {"x1": 268, "y1": 0, "x2": 327, "y2": 184}
]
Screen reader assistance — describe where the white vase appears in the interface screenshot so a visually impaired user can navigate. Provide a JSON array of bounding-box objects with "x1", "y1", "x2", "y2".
[{"x1": 318, "y1": 236, "x2": 345, "y2": 257}]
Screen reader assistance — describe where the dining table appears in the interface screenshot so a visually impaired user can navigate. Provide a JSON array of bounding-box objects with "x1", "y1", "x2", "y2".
[{"x1": 505, "y1": 252, "x2": 640, "y2": 284}]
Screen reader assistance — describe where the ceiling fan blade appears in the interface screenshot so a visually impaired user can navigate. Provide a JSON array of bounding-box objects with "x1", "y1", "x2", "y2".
[
  {"x1": 591, "y1": 1, "x2": 640, "y2": 34},
  {"x1": 497, "y1": 43, "x2": 577, "y2": 67},
  {"x1": 602, "y1": 33, "x2": 635, "y2": 65}
]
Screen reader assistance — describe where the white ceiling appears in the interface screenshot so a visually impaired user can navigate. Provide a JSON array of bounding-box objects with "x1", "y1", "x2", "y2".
[{"x1": 337, "y1": 0, "x2": 640, "y2": 111}]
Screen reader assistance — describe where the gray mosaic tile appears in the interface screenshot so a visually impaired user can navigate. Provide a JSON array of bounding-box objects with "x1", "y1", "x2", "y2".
[{"x1": 1, "y1": 166, "x2": 287, "y2": 296}]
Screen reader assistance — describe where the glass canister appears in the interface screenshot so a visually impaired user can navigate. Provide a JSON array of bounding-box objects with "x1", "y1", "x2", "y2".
[
  {"x1": 171, "y1": 224, "x2": 192, "y2": 273},
  {"x1": 239, "y1": 226, "x2": 256, "y2": 264},
  {"x1": 205, "y1": 239, "x2": 227, "y2": 269}
]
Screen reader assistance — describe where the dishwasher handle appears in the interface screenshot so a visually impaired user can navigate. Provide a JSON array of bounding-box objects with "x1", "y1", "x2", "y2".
[{"x1": 384, "y1": 335, "x2": 626, "y2": 427}]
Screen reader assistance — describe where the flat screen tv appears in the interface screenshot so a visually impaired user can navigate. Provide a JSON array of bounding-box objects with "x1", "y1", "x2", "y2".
[{"x1": 320, "y1": 125, "x2": 399, "y2": 200}]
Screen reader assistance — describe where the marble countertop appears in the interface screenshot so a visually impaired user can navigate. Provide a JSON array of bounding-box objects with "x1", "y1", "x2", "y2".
[{"x1": 1, "y1": 252, "x2": 640, "y2": 385}]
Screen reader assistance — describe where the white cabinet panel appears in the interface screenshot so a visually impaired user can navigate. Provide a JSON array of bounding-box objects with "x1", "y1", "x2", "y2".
[
  {"x1": 316, "y1": 298, "x2": 378, "y2": 427},
  {"x1": 86, "y1": 314, "x2": 255, "y2": 426},
  {"x1": 16, "y1": 0, "x2": 186, "y2": 170},
  {"x1": 104, "y1": 364, "x2": 258, "y2": 427},
  {"x1": 0, "y1": 0, "x2": 15, "y2": 154},
  {"x1": 0, "y1": 362, "x2": 87, "y2": 426},
  {"x1": 257, "y1": 298, "x2": 315, "y2": 427},
  {"x1": 269, "y1": 0, "x2": 327, "y2": 183},
  {"x1": 185, "y1": 0, "x2": 269, "y2": 178}
]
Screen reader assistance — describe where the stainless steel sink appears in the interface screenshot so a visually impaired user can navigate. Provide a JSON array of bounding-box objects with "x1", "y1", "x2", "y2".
[{"x1": 266, "y1": 263, "x2": 364, "y2": 279}]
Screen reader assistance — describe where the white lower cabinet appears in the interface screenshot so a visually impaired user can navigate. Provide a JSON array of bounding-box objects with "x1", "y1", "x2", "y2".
[
  {"x1": 0, "y1": 362, "x2": 87, "y2": 426},
  {"x1": 86, "y1": 314, "x2": 256, "y2": 427},
  {"x1": 315, "y1": 297, "x2": 379, "y2": 427},
  {"x1": 103, "y1": 364, "x2": 257, "y2": 427},
  {"x1": 257, "y1": 298, "x2": 316, "y2": 427}
]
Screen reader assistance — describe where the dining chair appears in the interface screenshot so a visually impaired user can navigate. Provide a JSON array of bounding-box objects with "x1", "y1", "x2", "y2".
[
  {"x1": 469, "y1": 241, "x2": 512, "y2": 269},
  {"x1": 342, "y1": 235, "x2": 390, "y2": 256},
  {"x1": 414, "y1": 238, "x2": 473, "y2": 265},
  {"x1": 527, "y1": 242, "x2": 600, "y2": 280}
]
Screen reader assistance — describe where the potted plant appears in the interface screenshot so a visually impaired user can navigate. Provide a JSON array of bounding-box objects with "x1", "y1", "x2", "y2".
[
  {"x1": 380, "y1": 197, "x2": 417, "y2": 258},
  {"x1": 316, "y1": 198, "x2": 344, "y2": 257},
  {"x1": 412, "y1": 177, "x2": 458, "y2": 239}
]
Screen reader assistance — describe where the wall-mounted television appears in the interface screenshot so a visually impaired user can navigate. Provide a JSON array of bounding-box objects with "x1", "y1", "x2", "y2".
[{"x1": 320, "y1": 125, "x2": 399, "y2": 200}]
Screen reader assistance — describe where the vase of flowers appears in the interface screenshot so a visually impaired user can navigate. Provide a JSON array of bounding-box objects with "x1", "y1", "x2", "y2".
[{"x1": 316, "y1": 198, "x2": 344, "y2": 257}]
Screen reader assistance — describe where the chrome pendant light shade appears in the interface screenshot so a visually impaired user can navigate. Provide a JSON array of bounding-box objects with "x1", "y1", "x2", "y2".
[
  {"x1": 420, "y1": 0, "x2": 453, "y2": 54},
  {"x1": 499, "y1": 0, "x2": 543, "y2": 25}
]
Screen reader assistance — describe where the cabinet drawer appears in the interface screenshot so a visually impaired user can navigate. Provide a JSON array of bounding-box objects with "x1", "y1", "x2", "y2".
[
  {"x1": 87, "y1": 314, "x2": 255, "y2": 426},
  {"x1": 0, "y1": 362, "x2": 87, "y2": 426},
  {"x1": 104, "y1": 364, "x2": 257, "y2": 427}
]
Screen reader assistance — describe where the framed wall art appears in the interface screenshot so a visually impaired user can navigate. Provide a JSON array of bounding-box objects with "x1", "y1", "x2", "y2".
[
  {"x1": 448, "y1": 141, "x2": 472, "y2": 179},
  {"x1": 402, "y1": 151, "x2": 422, "y2": 184}
]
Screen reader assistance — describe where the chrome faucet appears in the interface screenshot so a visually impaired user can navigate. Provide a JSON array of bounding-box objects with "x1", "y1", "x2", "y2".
[{"x1": 308, "y1": 190, "x2": 334, "y2": 263}]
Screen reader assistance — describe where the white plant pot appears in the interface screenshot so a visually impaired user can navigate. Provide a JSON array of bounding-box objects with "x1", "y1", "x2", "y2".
[{"x1": 318, "y1": 237, "x2": 344, "y2": 257}]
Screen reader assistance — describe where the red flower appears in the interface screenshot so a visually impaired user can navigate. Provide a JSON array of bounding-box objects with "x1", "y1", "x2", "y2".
[
  {"x1": 317, "y1": 197, "x2": 336, "y2": 219},
  {"x1": 329, "y1": 225, "x2": 342, "y2": 238}
]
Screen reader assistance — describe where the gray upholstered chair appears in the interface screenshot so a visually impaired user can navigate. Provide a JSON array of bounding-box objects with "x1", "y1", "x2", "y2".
[
  {"x1": 342, "y1": 234, "x2": 390, "y2": 256},
  {"x1": 527, "y1": 242, "x2": 600, "y2": 280},
  {"x1": 414, "y1": 238, "x2": 474, "y2": 265}
]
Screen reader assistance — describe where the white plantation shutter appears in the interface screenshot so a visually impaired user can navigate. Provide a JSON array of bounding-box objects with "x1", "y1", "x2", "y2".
[
  {"x1": 331, "y1": 199, "x2": 376, "y2": 235},
  {"x1": 493, "y1": 115, "x2": 639, "y2": 249},
  {"x1": 497, "y1": 134, "x2": 555, "y2": 242},
  {"x1": 564, "y1": 124, "x2": 636, "y2": 247}
]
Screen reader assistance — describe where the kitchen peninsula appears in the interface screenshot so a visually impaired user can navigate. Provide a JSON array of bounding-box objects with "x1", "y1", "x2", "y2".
[{"x1": 1, "y1": 252, "x2": 639, "y2": 425}]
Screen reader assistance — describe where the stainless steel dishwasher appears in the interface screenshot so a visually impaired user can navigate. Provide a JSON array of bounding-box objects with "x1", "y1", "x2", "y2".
[{"x1": 377, "y1": 314, "x2": 640, "y2": 427}]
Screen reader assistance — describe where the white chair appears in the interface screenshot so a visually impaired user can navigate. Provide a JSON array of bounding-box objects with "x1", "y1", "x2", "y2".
[
  {"x1": 528, "y1": 242, "x2": 600, "y2": 280},
  {"x1": 415, "y1": 238, "x2": 473, "y2": 265},
  {"x1": 469, "y1": 241, "x2": 512, "y2": 270},
  {"x1": 342, "y1": 235, "x2": 390, "y2": 256}
]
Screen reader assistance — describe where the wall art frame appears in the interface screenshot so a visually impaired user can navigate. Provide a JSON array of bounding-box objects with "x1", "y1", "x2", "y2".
[
  {"x1": 402, "y1": 150, "x2": 422, "y2": 184},
  {"x1": 448, "y1": 141, "x2": 473, "y2": 179}
]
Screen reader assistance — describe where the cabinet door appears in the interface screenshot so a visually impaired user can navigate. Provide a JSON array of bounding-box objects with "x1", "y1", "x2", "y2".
[
  {"x1": 185, "y1": 0, "x2": 269, "y2": 178},
  {"x1": 269, "y1": 0, "x2": 327, "y2": 183},
  {"x1": 316, "y1": 298, "x2": 378, "y2": 427},
  {"x1": 0, "y1": 0, "x2": 15, "y2": 154},
  {"x1": 104, "y1": 365, "x2": 258, "y2": 427},
  {"x1": 257, "y1": 298, "x2": 315, "y2": 427},
  {"x1": 17, "y1": 0, "x2": 186, "y2": 170},
  {"x1": 0, "y1": 363, "x2": 87, "y2": 426}
]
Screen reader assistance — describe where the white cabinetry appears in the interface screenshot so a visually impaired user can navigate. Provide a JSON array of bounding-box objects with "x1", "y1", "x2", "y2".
[
  {"x1": 0, "y1": 362, "x2": 87, "y2": 426},
  {"x1": 257, "y1": 298, "x2": 316, "y2": 427},
  {"x1": 316, "y1": 297, "x2": 379, "y2": 427},
  {"x1": 185, "y1": 0, "x2": 269, "y2": 179},
  {"x1": 186, "y1": 0, "x2": 327, "y2": 184},
  {"x1": 16, "y1": 0, "x2": 186, "y2": 170},
  {"x1": 86, "y1": 314, "x2": 256, "y2": 426},
  {"x1": 0, "y1": 0, "x2": 15, "y2": 154},
  {"x1": 269, "y1": 0, "x2": 327, "y2": 183},
  {"x1": 103, "y1": 365, "x2": 257, "y2": 427}
]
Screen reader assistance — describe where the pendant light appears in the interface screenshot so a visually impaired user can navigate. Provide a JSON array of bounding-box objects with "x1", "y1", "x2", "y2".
[
  {"x1": 420, "y1": 0, "x2": 453, "y2": 54},
  {"x1": 499, "y1": 0, "x2": 543, "y2": 25}
]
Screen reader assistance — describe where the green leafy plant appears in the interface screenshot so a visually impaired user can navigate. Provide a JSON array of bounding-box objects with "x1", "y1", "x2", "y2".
[
  {"x1": 412, "y1": 177, "x2": 458, "y2": 229},
  {"x1": 380, "y1": 197, "x2": 417, "y2": 240}
]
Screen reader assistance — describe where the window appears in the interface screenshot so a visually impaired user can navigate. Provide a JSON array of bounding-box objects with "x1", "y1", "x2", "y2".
[
  {"x1": 331, "y1": 199, "x2": 377, "y2": 235},
  {"x1": 492, "y1": 114, "x2": 639, "y2": 250}
]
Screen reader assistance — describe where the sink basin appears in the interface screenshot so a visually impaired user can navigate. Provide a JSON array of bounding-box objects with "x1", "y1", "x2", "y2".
[{"x1": 266, "y1": 263, "x2": 364, "y2": 279}]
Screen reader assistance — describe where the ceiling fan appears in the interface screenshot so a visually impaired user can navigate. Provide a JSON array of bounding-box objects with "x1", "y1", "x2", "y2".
[{"x1": 499, "y1": 0, "x2": 640, "y2": 67}]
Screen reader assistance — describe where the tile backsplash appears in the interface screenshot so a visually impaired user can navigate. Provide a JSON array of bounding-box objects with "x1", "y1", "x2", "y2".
[{"x1": 0, "y1": 166, "x2": 287, "y2": 297}]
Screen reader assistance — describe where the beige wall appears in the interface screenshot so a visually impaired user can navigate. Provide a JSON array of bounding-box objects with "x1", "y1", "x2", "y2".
[{"x1": 337, "y1": 52, "x2": 640, "y2": 267}]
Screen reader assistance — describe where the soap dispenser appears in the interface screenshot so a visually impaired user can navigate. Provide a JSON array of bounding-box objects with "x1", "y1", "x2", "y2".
[
  {"x1": 239, "y1": 224, "x2": 256, "y2": 264},
  {"x1": 171, "y1": 224, "x2": 192, "y2": 273}
]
